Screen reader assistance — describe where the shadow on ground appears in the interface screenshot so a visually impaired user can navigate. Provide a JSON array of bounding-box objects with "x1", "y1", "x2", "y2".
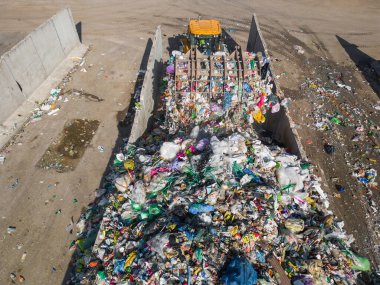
[
  {"x1": 336, "y1": 35, "x2": 380, "y2": 98},
  {"x1": 76, "y1": 22, "x2": 82, "y2": 43},
  {"x1": 61, "y1": 38, "x2": 155, "y2": 285},
  {"x1": 167, "y1": 35, "x2": 181, "y2": 53}
]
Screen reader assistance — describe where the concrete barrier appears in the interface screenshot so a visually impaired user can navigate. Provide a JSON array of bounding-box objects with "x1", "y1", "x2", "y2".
[
  {"x1": 52, "y1": 8, "x2": 80, "y2": 55},
  {"x1": 247, "y1": 14, "x2": 305, "y2": 158},
  {"x1": 2, "y1": 36, "x2": 47, "y2": 99},
  {"x1": 0, "y1": 61, "x2": 25, "y2": 123},
  {"x1": 30, "y1": 19, "x2": 65, "y2": 74},
  {"x1": 128, "y1": 26, "x2": 163, "y2": 143},
  {"x1": 0, "y1": 8, "x2": 80, "y2": 124}
]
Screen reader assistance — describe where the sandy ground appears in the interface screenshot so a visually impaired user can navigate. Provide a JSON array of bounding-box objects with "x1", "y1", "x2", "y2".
[{"x1": 0, "y1": 0, "x2": 379, "y2": 284}]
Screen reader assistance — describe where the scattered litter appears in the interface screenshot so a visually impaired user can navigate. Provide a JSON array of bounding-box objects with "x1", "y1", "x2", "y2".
[
  {"x1": 18, "y1": 275, "x2": 25, "y2": 283},
  {"x1": 31, "y1": 88, "x2": 62, "y2": 121},
  {"x1": 336, "y1": 81, "x2": 352, "y2": 91},
  {"x1": 294, "y1": 45, "x2": 305, "y2": 54},
  {"x1": 66, "y1": 223, "x2": 73, "y2": 234},
  {"x1": 97, "y1": 145, "x2": 105, "y2": 153},
  {"x1": 21, "y1": 252, "x2": 27, "y2": 263},
  {"x1": 324, "y1": 143, "x2": 335, "y2": 154},
  {"x1": 335, "y1": 184, "x2": 346, "y2": 193},
  {"x1": 8, "y1": 178, "x2": 19, "y2": 190},
  {"x1": 47, "y1": 108, "x2": 60, "y2": 116},
  {"x1": 353, "y1": 168, "x2": 378, "y2": 189},
  {"x1": 47, "y1": 183, "x2": 57, "y2": 190},
  {"x1": 7, "y1": 226, "x2": 16, "y2": 234}
]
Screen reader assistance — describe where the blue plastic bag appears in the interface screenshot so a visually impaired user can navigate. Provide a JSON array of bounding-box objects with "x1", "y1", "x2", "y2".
[
  {"x1": 221, "y1": 257, "x2": 258, "y2": 285},
  {"x1": 224, "y1": 92, "x2": 233, "y2": 111},
  {"x1": 113, "y1": 259, "x2": 125, "y2": 275},
  {"x1": 189, "y1": 203, "x2": 215, "y2": 214},
  {"x1": 243, "y1": 82, "x2": 253, "y2": 92}
]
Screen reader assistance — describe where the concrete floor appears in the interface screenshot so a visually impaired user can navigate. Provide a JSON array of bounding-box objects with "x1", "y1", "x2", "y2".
[{"x1": 0, "y1": 0, "x2": 379, "y2": 284}]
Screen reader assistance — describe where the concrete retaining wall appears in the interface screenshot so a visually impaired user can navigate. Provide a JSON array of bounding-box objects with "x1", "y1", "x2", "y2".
[
  {"x1": 0, "y1": 60, "x2": 26, "y2": 118},
  {"x1": 52, "y1": 8, "x2": 80, "y2": 55},
  {"x1": 247, "y1": 14, "x2": 305, "y2": 158},
  {"x1": 128, "y1": 26, "x2": 163, "y2": 143},
  {"x1": 0, "y1": 8, "x2": 80, "y2": 123}
]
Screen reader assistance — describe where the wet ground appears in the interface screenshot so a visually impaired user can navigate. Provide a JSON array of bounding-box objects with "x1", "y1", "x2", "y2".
[{"x1": 37, "y1": 119, "x2": 100, "y2": 172}]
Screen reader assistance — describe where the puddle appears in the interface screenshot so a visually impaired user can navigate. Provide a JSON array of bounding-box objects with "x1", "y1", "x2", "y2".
[{"x1": 37, "y1": 119, "x2": 100, "y2": 172}]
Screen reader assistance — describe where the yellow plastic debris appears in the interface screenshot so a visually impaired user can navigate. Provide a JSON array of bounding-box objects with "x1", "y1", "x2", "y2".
[
  {"x1": 124, "y1": 251, "x2": 137, "y2": 269},
  {"x1": 253, "y1": 109, "x2": 266, "y2": 123},
  {"x1": 124, "y1": 159, "x2": 135, "y2": 170}
]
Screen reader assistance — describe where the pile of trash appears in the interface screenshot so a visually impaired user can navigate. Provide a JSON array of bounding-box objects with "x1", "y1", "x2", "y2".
[
  {"x1": 68, "y1": 54, "x2": 370, "y2": 285},
  {"x1": 164, "y1": 51, "x2": 280, "y2": 135},
  {"x1": 70, "y1": 125, "x2": 369, "y2": 284}
]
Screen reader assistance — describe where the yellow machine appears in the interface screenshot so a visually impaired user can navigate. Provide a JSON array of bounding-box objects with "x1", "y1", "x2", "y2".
[{"x1": 181, "y1": 19, "x2": 223, "y2": 54}]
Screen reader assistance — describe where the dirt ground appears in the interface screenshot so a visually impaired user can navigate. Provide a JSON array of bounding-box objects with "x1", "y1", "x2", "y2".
[{"x1": 0, "y1": 0, "x2": 379, "y2": 284}]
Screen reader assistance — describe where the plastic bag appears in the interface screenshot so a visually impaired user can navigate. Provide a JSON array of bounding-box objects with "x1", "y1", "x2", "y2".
[
  {"x1": 196, "y1": 138, "x2": 210, "y2": 152},
  {"x1": 221, "y1": 257, "x2": 258, "y2": 285},
  {"x1": 285, "y1": 218, "x2": 305, "y2": 233},
  {"x1": 160, "y1": 142, "x2": 181, "y2": 161},
  {"x1": 149, "y1": 233, "x2": 170, "y2": 258},
  {"x1": 276, "y1": 167, "x2": 304, "y2": 192},
  {"x1": 115, "y1": 174, "x2": 132, "y2": 192},
  {"x1": 130, "y1": 181, "x2": 146, "y2": 205},
  {"x1": 350, "y1": 253, "x2": 371, "y2": 271},
  {"x1": 189, "y1": 203, "x2": 214, "y2": 214},
  {"x1": 253, "y1": 109, "x2": 265, "y2": 123}
]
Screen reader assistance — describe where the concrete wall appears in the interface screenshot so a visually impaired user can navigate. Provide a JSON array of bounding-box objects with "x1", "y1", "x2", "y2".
[
  {"x1": 247, "y1": 14, "x2": 305, "y2": 158},
  {"x1": 128, "y1": 26, "x2": 163, "y2": 143},
  {"x1": 52, "y1": 8, "x2": 80, "y2": 55},
  {"x1": 0, "y1": 60, "x2": 26, "y2": 118},
  {"x1": 0, "y1": 8, "x2": 80, "y2": 123}
]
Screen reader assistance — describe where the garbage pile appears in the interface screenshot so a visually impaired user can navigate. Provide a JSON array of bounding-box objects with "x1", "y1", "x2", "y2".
[
  {"x1": 70, "y1": 126, "x2": 369, "y2": 284},
  {"x1": 68, "y1": 55, "x2": 370, "y2": 285},
  {"x1": 165, "y1": 51, "x2": 280, "y2": 135}
]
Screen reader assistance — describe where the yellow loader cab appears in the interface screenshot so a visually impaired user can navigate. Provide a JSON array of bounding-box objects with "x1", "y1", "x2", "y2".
[{"x1": 181, "y1": 19, "x2": 224, "y2": 54}]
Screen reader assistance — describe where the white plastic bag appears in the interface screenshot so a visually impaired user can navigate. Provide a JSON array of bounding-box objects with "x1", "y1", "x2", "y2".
[{"x1": 160, "y1": 142, "x2": 181, "y2": 161}]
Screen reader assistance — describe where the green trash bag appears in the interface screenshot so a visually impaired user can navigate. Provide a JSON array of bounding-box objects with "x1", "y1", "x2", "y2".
[
  {"x1": 351, "y1": 254, "x2": 371, "y2": 271},
  {"x1": 343, "y1": 250, "x2": 371, "y2": 271}
]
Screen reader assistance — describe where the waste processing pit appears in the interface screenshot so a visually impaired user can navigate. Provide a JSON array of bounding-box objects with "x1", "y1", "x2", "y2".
[
  {"x1": 65, "y1": 28, "x2": 372, "y2": 283},
  {"x1": 37, "y1": 119, "x2": 100, "y2": 172},
  {"x1": 0, "y1": 0, "x2": 380, "y2": 285}
]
